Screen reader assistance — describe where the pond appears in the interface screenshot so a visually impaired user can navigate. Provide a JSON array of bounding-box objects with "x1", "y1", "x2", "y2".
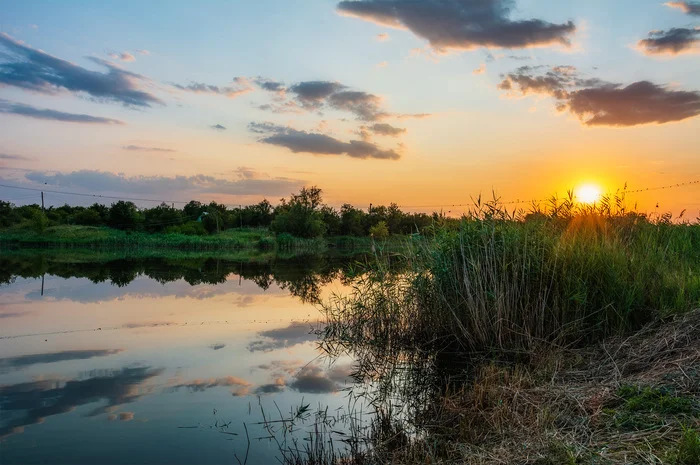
[{"x1": 0, "y1": 253, "x2": 367, "y2": 465}]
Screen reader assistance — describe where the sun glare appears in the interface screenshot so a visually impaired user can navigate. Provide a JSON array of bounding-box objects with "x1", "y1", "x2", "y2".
[{"x1": 575, "y1": 184, "x2": 602, "y2": 205}]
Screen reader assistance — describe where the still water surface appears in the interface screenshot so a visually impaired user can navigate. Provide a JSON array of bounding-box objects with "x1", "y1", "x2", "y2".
[{"x1": 0, "y1": 254, "x2": 361, "y2": 464}]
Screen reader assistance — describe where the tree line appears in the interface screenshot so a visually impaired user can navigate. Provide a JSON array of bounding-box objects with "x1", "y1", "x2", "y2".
[{"x1": 0, "y1": 186, "x2": 440, "y2": 238}]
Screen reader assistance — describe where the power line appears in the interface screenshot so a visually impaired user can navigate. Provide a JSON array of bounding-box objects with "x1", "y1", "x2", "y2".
[
  {"x1": 0, "y1": 183, "x2": 256, "y2": 208},
  {"x1": 1, "y1": 178, "x2": 698, "y2": 212},
  {"x1": 0, "y1": 183, "x2": 191, "y2": 204}
]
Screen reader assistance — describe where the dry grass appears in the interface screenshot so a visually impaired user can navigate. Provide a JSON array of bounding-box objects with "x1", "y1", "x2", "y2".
[{"x1": 367, "y1": 309, "x2": 700, "y2": 464}]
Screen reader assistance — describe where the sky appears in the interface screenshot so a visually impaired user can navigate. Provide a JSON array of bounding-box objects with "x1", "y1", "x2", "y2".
[{"x1": 0, "y1": 0, "x2": 699, "y2": 215}]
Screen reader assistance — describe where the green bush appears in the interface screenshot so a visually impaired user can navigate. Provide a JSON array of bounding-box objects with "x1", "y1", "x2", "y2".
[
  {"x1": 31, "y1": 211, "x2": 48, "y2": 234},
  {"x1": 164, "y1": 222, "x2": 207, "y2": 236},
  {"x1": 369, "y1": 221, "x2": 389, "y2": 239}
]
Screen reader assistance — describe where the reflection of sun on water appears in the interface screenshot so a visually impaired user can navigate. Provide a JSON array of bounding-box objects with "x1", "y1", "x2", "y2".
[{"x1": 575, "y1": 184, "x2": 602, "y2": 205}]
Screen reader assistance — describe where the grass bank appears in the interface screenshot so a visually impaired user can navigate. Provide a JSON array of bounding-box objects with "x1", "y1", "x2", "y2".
[{"x1": 0, "y1": 224, "x2": 406, "y2": 254}]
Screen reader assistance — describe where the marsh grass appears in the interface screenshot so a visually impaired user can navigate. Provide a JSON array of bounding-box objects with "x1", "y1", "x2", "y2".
[
  {"x1": 307, "y1": 194, "x2": 700, "y2": 464},
  {"x1": 324, "y1": 194, "x2": 700, "y2": 356}
]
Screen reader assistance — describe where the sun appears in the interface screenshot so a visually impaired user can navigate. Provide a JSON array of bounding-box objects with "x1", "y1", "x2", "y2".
[{"x1": 575, "y1": 184, "x2": 602, "y2": 205}]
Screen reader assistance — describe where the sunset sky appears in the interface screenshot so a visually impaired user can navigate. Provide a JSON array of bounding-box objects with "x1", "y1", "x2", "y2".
[{"x1": 1, "y1": 0, "x2": 699, "y2": 214}]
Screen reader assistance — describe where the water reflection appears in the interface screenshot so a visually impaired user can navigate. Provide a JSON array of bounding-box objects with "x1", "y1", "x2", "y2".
[{"x1": 0, "y1": 252, "x2": 363, "y2": 465}]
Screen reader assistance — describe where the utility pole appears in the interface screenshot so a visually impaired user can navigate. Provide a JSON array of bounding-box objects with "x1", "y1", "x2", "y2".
[
  {"x1": 369, "y1": 203, "x2": 372, "y2": 214},
  {"x1": 239, "y1": 205, "x2": 243, "y2": 229},
  {"x1": 41, "y1": 191, "x2": 45, "y2": 212}
]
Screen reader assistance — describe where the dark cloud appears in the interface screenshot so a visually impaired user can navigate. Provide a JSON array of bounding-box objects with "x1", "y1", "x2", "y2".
[
  {"x1": 249, "y1": 122, "x2": 401, "y2": 160},
  {"x1": 169, "y1": 376, "x2": 251, "y2": 393},
  {"x1": 0, "y1": 349, "x2": 123, "y2": 373},
  {"x1": 637, "y1": 28, "x2": 700, "y2": 55},
  {"x1": 0, "y1": 153, "x2": 31, "y2": 161},
  {"x1": 254, "y1": 378, "x2": 286, "y2": 395},
  {"x1": 246, "y1": 321, "x2": 319, "y2": 352},
  {"x1": 360, "y1": 123, "x2": 407, "y2": 139},
  {"x1": 254, "y1": 77, "x2": 286, "y2": 93},
  {"x1": 173, "y1": 77, "x2": 253, "y2": 98},
  {"x1": 288, "y1": 364, "x2": 355, "y2": 394},
  {"x1": 367, "y1": 123, "x2": 406, "y2": 136},
  {"x1": 0, "y1": 98, "x2": 125, "y2": 125},
  {"x1": 665, "y1": 1, "x2": 700, "y2": 15},
  {"x1": 0, "y1": 33, "x2": 163, "y2": 107},
  {"x1": 0, "y1": 366, "x2": 163, "y2": 438},
  {"x1": 211, "y1": 124, "x2": 227, "y2": 131},
  {"x1": 250, "y1": 361, "x2": 356, "y2": 395},
  {"x1": 23, "y1": 169, "x2": 305, "y2": 198},
  {"x1": 289, "y1": 81, "x2": 346, "y2": 104},
  {"x1": 209, "y1": 343, "x2": 226, "y2": 350},
  {"x1": 336, "y1": 0, "x2": 576, "y2": 51},
  {"x1": 499, "y1": 65, "x2": 700, "y2": 126},
  {"x1": 327, "y1": 90, "x2": 388, "y2": 121},
  {"x1": 122, "y1": 145, "x2": 176, "y2": 152}
]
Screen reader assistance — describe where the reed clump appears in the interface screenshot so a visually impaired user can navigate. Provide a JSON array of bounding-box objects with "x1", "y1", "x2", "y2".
[{"x1": 325, "y1": 193, "x2": 700, "y2": 354}]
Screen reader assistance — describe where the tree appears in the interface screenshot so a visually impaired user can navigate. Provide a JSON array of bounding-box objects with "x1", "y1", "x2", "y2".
[
  {"x1": 340, "y1": 204, "x2": 365, "y2": 236},
  {"x1": 108, "y1": 201, "x2": 140, "y2": 230},
  {"x1": 74, "y1": 209, "x2": 103, "y2": 226},
  {"x1": 271, "y1": 186, "x2": 326, "y2": 238}
]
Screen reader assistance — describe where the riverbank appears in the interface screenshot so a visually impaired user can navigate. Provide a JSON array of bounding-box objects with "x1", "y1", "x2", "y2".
[
  {"x1": 308, "y1": 212, "x2": 700, "y2": 464},
  {"x1": 0, "y1": 224, "x2": 405, "y2": 253}
]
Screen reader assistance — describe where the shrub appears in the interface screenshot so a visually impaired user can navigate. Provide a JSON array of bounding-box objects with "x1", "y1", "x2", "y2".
[
  {"x1": 31, "y1": 211, "x2": 48, "y2": 234},
  {"x1": 369, "y1": 221, "x2": 389, "y2": 239}
]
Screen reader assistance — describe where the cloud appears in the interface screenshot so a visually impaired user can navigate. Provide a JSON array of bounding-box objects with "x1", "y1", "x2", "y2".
[
  {"x1": 289, "y1": 81, "x2": 347, "y2": 104},
  {"x1": 0, "y1": 98, "x2": 125, "y2": 124},
  {"x1": 637, "y1": 28, "x2": 700, "y2": 55},
  {"x1": 473, "y1": 63, "x2": 487, "y2": 75},
  {"x1": 251, "y1": 361, "x2": 356, "y2": 395},
  {"x1": 209, "y1": 343, "x2": 226, "y2": 350},
  {"x1": 249, "y1": 122, "x2": 402, "y2": 160},
  {"x1": 174, "y1": 77, "x2": 253, "y2": 98},
  {"x1": 336, "y1": 0, "x2": 576, "y2": 52},
  {"x1": 0, "y1": 153, "x2": 31, "y2": 161},
  {"x1": 259, "y1": 79, "x2": 403, "y2": 122},
  {"x1": 108, "y1": 52, "x2": 136, "y2": 62},
  {"x1": 0, "y1": 349, "x2": 123, "y2": 373},
  {"x1": 327, "y1": 90, "x2": 389, "y2": 121},
  {"x1": 0, "y1": 33, "x2": 163, "y2": 107},
  {"x1": 246, "y1": 321, "x2": 319, "y2": 352},
  {"x1": 122, "y1": 145, "x2": 176, "y2": 152},
  {"x1": 118, "y1": 412, "x2": 134, "y2": 421},
  {"x1": 210, "y1": 124, "x2": 227, "y2": 131},
  {"x1": 288, "y1": 363, "x2": 355, "y2": 394},
  {"x1": 499, "y1": 65, "x2": 700, "y2": 126},
  {"x1": 361, "y1": 122, "x2": 406, "y2": 137},
  {"x1": 0, "y1": 366, "x2": 163, "y2": 438},
  {"x1": 665, "y1": 1, "x2": 700, "y2": 15},
  {"x1": 23, "y1": 169, "x2": 305, "y2": 198},
  {"x1": 395, "y1": 112, "x2": 433, "y2": 119},
  {"x1": 377, "y1": 61, "x2": 388, "y2": 68},
  {"x1": 135, "y1": 49, "x2": 150, "y2": 55},
  {"x1": 376, "y1": 32, "x2": 390, "y2": 41},
  {"x1": 169, "y1": 376, "x2": 252, "y2": 393},
  {"x1": 254, "y1": 377, "x2": 286, "y2": 395},
  {"x1": 253, "y1": 77, "x2": 286, "y2": 94}
]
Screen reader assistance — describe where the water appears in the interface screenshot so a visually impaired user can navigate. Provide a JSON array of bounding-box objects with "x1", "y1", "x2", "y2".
[{"x1": 0, "y1": 253, "x2": 362, "y2": 465}]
